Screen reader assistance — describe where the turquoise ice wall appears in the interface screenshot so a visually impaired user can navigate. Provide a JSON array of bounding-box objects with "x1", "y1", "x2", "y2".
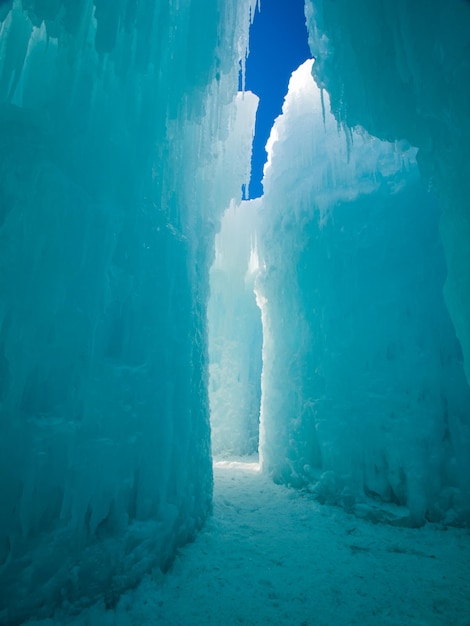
[
  {"x1": 306, "y1": 0, "x2": 470, "y2": 385},
  {"x1": 0, "y1": 1, "x2": 257, "y2": 622},
  {"x1": 257, "y1": 59, "x2": 470, "y2": 528}
]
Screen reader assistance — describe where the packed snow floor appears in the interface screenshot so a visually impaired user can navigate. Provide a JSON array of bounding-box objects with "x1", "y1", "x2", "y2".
[{"x1": 27, "y1": 458, "x2": 470, "y2": 626}]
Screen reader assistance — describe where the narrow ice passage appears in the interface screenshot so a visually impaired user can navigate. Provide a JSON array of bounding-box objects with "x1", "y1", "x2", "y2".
[
  {"x1": 40, "y1": 462, "x2": 470, "y2": 625},
  {"x1": 2, "y1": 0, "x2": 470, "y2": 623}
]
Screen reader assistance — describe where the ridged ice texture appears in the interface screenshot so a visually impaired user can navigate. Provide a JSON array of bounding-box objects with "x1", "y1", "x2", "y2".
[
  {"x1": 209, "y1": 194, "x2": 262, "y2": 458},
  {"x1": 0, "y1": 0, "x2": 258, "y2": 622},
  {"x1": 305, "y1": 0, "x2": 470, "y2": 386},
  {"x1": 257, "y1": 60, "x2": 470, "y2": 527}
]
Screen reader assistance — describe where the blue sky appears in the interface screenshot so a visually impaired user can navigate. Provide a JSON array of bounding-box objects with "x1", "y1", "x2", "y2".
[{"x1": 244, "y1": 0, "x2": 311, "y2": 199}]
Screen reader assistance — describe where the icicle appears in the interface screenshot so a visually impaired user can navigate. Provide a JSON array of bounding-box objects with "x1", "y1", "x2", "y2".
[{"x1": 320, "y1": 86, "x2": 326, "y2": 129}]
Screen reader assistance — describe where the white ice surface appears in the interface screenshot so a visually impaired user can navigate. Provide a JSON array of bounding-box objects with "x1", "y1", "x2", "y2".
[
  {"x1": 25, "y1": 462, "x2": 470, "y2": 625},
  {"x1": 209, "y1": 199, "x2": 262, "y2": 457}
]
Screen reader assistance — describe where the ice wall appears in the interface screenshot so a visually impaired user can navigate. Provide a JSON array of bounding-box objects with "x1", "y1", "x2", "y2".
[
  {"x1": 0, "y1": 1, "x2": 257, "y2": 622},
  {"x1": 209, "y1": 195, "x2": 262, "y2": 457},
  {"x1": 305, "y1": 0, "x2": 470, "y2": 385},
  {"x1": 257, "y1": 60, "x2": 470, "y2": 527}
]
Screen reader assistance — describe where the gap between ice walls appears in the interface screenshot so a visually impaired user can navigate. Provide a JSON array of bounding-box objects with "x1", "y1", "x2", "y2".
[
  {"x1": 1, "y1": 0, "x2": 470, "y2": 621},
  {"x1": 252, "y1": 1, "x2": 470, "y2": 529},
  {"x1": 0, "y1": 1, "x2": 259, "y2": 623}
]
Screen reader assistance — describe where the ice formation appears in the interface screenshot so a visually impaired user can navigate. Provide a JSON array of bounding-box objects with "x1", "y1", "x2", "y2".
[
  {"x1": 305, "y1": 0, "x2": 470, "y2": 385},
  {"x1": 256, "y1": 59, "x2": 470, "y2": 527},
  {"x1": 1, "y1": 0, "x2": 470, "y2": 622},
  {"x1": 208, "y1": 195, "x2": 262, "y2": 457},
  {"x1": 0, "y1": 0, "x2": 258, "y2": 622}
]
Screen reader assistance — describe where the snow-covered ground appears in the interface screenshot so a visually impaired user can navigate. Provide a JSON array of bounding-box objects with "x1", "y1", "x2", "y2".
[{"x1": 26, "y1": 459, "x2": 470, "y2": 625}]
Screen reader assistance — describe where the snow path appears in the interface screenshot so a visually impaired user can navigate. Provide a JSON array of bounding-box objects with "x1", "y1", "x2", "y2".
[{"x1": 27, "y1": 459, "x2": 470, "y2": 625}]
